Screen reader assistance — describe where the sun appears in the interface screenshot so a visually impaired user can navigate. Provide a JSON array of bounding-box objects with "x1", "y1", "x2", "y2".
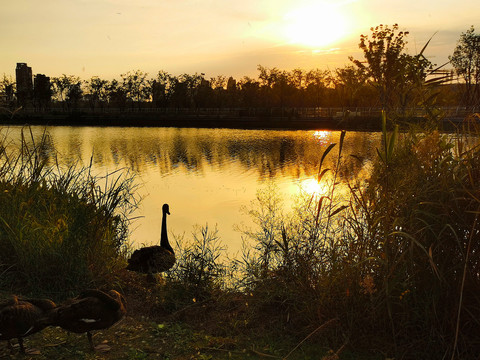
[{"x1": 283, "y1": 2, "x2": 348, "y2": 48}]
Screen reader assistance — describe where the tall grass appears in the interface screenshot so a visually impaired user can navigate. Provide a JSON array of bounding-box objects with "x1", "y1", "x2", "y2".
[
  {"x1": 231, "y1": 116, "x2": 480, "y2": 358},
  {"x1": 0, "y1": 127, "x2": 138, "y2": 297}
]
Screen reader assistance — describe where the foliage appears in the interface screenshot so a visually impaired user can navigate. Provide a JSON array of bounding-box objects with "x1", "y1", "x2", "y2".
[
  {"x1": 51, "y1": 74, "x2": 83, "y2": 110},
  {"x1": 84, "y1": 76, "x2": 108, "y2": 110},
  {"x1": 162, "y1": 225, "x2": 227, "y2": 310},
  {"x1": 120, "y1": 70, "x2": 150, "y2": 108},
  {"x1": 232, "y1": 117, "x2": 480, "y2": 358},
  {"x1": 449, "y1": 25, "x2": 480, "y2": 106},
  {"x1": 0, "y1": 74, "x2": 15, "y2": 103},
  {"x1": 0, "y1": 127, "x2": 138, "y2": 296},
  {"x1": 351, "y1": 24, "x2": 435, "y2": 116}
]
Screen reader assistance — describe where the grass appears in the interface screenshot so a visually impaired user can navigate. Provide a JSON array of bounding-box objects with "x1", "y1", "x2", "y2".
[{"x1": 0, "y1": 127, "x2": 138, "y2": 297}]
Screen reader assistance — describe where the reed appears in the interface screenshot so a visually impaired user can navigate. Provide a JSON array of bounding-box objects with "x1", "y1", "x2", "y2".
[
  {"x1": 0, "y1": 127, "x2": 138, "y2": 297},
  {"x1": 235, "y1": 115, "x2": 480, "y2": 358}
]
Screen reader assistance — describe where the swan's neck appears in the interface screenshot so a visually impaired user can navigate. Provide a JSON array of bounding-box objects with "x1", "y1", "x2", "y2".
[{"x1": 160, "y1": 212, "x2": 174, "y2": 253}]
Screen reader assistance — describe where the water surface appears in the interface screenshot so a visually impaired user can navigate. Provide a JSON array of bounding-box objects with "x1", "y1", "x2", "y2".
[{"x1": 4, "y1": 126, "x2": 379, "y2": 254}]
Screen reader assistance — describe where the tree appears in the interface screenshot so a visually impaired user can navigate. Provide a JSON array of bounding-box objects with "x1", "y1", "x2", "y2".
[
  {"x1": 449, "y1": 26, "x2": 480, "y2": 106},
  {"x1": 106, "y1": 79, "x2": 127, "y2": 110},
  {"x1": 0, "y1": 74, "x2": 15, "y2": 105},
  {"x1": 351, "y1": 24, "x2": 435, "y2": 116},
  {"x1": 351, "y1": 24, "x2": 409, "y2": 111},
  {"x1": 304, "y1": 68, "x2": 331, "y2": 107},
  {"x1": 52, "y1": 75, "x2": 82, "y2": 110},
  {"x1": 333, "y1": 65, "x2": 368, "y2": 107},
  {"x1": 66, "y1": 81, "x2": 83, "y2": 110},
  {"x1": 120, "y1": 70, "x2": 149, "y2": 109},
  {"x1": 85, "y1": 76, "x2": 108, "y2": 111}
]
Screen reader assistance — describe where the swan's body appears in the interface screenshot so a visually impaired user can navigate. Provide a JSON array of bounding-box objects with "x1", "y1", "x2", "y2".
[
  {"x1": 0, "y1": 296, "x2": 56, "y2": 353},
  {"x1": 50, "y1": 289, "x2": 126, "y2": 351},
  {"x1": 127, "y1": 204, "x2": 176, "y2": 277}
]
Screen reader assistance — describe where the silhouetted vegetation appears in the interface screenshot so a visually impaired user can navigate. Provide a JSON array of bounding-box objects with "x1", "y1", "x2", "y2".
[
  {"x1": 1, "y1": 23, "x2": 480, "y2": 359},
  {"x1": 449, "y1": 25, "x2": 480, "y2": 106},
  {"x1": 2, "y1": 24, "x2": 479, "y2": 125}
]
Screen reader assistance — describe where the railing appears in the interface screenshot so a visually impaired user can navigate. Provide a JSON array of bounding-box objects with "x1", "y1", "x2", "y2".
[{"x1": 8, "y1": 105, "x2": 480, "y2": 120}]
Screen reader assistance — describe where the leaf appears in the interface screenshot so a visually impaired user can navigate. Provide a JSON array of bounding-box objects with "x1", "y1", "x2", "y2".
[
  {"x1": 330, "y1": 205, "x2": 348, "y2": 217},
  {"x1": 319, "y1": 143, "x2": 336, "y2": 173},
  {"x1": 317, "y1": 168, "x2": 330, "y2": 183}
]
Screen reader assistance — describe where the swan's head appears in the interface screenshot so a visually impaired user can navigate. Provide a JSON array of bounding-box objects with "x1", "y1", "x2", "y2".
[{"x1": 162, "y1": 203, "x2": 170, "y2": 215}]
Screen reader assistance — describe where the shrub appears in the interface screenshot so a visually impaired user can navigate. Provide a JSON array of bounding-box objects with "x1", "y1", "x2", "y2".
[{"x1": 162, "y1": 225, "x2": 227, "y2": 310}]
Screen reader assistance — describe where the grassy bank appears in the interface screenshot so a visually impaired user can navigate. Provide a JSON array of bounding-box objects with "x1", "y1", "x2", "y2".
[
  {"x1": 1, "y1": 116, "x2": 480, "y2": 359},
  {"x1": 0, "y1": 127, "x2": 138, "y2": 297}
]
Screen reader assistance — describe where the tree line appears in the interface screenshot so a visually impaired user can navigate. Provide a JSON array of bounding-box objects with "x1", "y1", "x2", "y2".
[{"x1": 1, "y1": 24, "x2": 479, "y2": 118}]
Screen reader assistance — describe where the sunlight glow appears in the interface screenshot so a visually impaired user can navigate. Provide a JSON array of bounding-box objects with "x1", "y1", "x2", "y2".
[
  {"x1": 300, "y1": 178, "x2": 328, "y2": 196},
  {"x1": 283, "y1": 2, "x2": 349, "y2": 48}
]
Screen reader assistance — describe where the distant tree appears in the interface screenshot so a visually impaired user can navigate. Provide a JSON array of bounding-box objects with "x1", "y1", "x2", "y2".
[
  {"x1": 149, "y1": 70, "x2": 175, "y2": 107},
  {"x1": 85, "y1": 76, "x2": 108, "y2": 111},
  {"x1": 226, "y1": 76, "x2": 237, "y2": 107},
  {"x1": 333, "y1": 65, "x2": 368, "y2": 107},
  {"x1": 106, "y1": 79, "x2": 127, "y2": 110},
  {"x1": 304, "y1": 68, "x2": 331, "y2": 107},
  {"x1": 120, "y1": 70, "x2": 149, "y2": 109},
  {"x1": 449, "y1": 26, "x2": 480, "y2": 106},
  {"x1": 256, "y1": 65, "x2": 296, "y2": 109},
  {"x1": 66, "y1": 81, "x2": 83, "y2": 110},
  {"x1": 0, "y1": 74, "x2": 15, "y2": 105},
  {"x1": 52, "y1": 75, "x2": 82, "y2": 110},
  {"x1": 178, "y1": 73, "x2": 203, "y2": 108},
  {"x1": 238, "y1": 76, "x2": 260, "y2": 108}
]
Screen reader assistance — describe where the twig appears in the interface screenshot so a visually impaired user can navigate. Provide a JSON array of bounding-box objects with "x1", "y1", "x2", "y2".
[
  {"x1": 250, "y1": 348, "x2": 281, "y2": 358},
  {"x1": 283, "y1": 318, "x2": 339, "y2": 360}
]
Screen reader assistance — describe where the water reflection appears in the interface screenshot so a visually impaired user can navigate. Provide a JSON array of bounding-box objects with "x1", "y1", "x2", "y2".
[{"x1": 2, "y1": 126, "x2": 379, "y2": 254}]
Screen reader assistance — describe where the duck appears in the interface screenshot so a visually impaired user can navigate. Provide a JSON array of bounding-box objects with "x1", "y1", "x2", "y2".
[
  {"x1": 126, "y1": 203, "x2": 176, "y2": 281},
  {"x1": 50, "y1": 289, "x2": 126, "y2": 351},
  {"x1": 0, "y1": 295, "x2": 56, "y2": 354}
]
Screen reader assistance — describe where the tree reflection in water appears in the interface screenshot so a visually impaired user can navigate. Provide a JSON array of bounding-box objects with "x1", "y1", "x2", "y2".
[{"x1": 2, "y1": 126, "x2": 379, "y2": 254}]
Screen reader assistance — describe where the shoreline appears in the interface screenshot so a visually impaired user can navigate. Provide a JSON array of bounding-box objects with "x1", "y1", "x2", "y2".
[{"x1": 0, "y1": 110, "x2": 466, "y2": 131}]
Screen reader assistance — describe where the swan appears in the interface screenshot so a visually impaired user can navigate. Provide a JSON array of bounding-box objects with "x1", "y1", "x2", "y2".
[
  {"x1": 0, "y1": 295, "x2": 56, "y2": 354},
  {"x1": 126, "y1": 203, "x2": 176, "y2": 281},
  {"x1": 50, "y1": 289, "x2": 126, "y2": 351}
]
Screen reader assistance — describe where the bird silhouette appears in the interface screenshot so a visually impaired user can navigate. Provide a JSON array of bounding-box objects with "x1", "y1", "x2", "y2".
[
  {"x1": 126, "y1": 203, "x2": 176, "y2": 281},
  {"x1": 0, "y1": 295, "x2": 56, "y2": 354},
  {"x1": 50, "y1": 289, "x2": 126, "y2": 351}
]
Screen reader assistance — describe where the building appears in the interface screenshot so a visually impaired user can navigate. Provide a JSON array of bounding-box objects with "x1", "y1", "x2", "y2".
[
  {"x1": 34, "y1": 74, "x2": 51, "y2": 109},
  {"x1": 15, "y1": 62, "x2": 33, "y2": 105}
]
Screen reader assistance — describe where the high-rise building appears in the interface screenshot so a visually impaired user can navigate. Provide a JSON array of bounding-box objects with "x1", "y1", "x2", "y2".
[
  {"x1": 34, "y1": 74, "x2": 51, "y2": 109},
  {"x1": 15, "y1": 62, "x2": 33, "y2": 105}
]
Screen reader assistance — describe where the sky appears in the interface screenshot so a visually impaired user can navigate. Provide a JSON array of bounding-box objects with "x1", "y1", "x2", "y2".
[{"x1": 1, "y1": 0, "x2": 478, "y2": 81}]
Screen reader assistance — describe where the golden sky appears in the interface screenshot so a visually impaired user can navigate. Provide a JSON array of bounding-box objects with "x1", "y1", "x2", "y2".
[{"x1": 1, "y1": 0, "x2": 478, "y2": 80}]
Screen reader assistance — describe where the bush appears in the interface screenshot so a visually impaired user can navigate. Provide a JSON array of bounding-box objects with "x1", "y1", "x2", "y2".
[
  {"x1": 162, "y1": 225, "x2": 227, "y2": 310},
  {"x1": 0, "y1": 127, "x2": 138, "y2": 297}
]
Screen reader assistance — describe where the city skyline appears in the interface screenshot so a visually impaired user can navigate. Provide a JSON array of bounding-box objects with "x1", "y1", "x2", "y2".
[{"x1": 1, "y1": 0, "x2": 478, "y2": 81}]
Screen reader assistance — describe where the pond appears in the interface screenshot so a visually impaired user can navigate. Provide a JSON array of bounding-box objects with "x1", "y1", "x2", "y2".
[{"x1": 3, "y1": 126, "x2": 380, "y2": 255}]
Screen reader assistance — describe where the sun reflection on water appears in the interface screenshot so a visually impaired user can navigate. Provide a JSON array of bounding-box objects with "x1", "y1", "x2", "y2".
[{"x1": 299, "y1": 178, "x2": 329, "y2": 197}]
